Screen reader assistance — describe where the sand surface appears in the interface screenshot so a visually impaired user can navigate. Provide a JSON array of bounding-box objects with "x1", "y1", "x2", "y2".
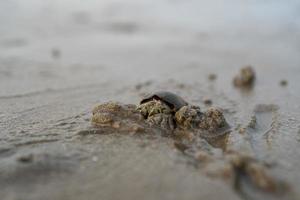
[{"x1": 0, "y1": 0, "x2": 300, "y2": 200}]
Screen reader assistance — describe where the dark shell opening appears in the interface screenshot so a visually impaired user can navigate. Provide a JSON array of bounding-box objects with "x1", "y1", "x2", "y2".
[{"x1": 140, "y1": 91, "x2": 188, "y2": 111}]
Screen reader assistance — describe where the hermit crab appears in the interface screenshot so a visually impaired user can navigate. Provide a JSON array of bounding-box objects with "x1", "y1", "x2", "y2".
[
  {"x1": 137, "y1": 91, "x2": 188, "y2": 130},
  {"x1": 92, "y1": 91, "x2": 229, "y2": 136},
  {"x1": 137, "y1": 91, "x2": 228, "y2": 133}
]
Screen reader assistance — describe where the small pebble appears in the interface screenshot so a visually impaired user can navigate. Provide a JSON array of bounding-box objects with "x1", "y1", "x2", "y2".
[
  {"x1": 17, "y1": 154, "x2": 34, "y2": 163},
  {"x1": 135, "y1": 80, "x2": 152, "y2": 90},
  {"x1": 239, "y1": 127, "x2": 246, "y2": 134},
  {"x1": 203, "y1": 97, "x2": 213, "y2": 105},
  {"x1": 112, "y1": 121, "x2": 121, "y2": 129},
  {"x1": 173, "y1": 141, "x2": 188, "y2": 152},
  {"x1": 280, "y1": 80, "x2": 288, "y2": 87},
  {"x1": 208, "y1": 73, "x2": 217, "y2": 81},
  {"x1": 177, "y1": 83, "x2": 186, "y2": 89},
  {"x1": 51, "y1": 48, "x2": 61, "y2": 59}
]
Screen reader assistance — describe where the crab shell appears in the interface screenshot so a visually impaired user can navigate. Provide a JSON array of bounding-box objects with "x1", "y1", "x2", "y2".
[{"x1": 140, "y1": 91, "x2": 188, "y2": 112}]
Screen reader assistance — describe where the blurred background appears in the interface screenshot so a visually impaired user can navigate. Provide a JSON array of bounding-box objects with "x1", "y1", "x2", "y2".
[{"x1": 0, "y1": 0, "x2": 299, "y2": 96}]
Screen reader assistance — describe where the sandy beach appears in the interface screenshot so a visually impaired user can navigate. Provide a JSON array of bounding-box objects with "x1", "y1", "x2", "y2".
[{"x1": 0, "y1": 0, "x2": 300, "y2": 200}]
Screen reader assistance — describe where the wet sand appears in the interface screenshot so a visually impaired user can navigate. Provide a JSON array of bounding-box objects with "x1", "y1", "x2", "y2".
[{"x1": 0, "y1": 0, "x2": 300, "y2": 200}]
